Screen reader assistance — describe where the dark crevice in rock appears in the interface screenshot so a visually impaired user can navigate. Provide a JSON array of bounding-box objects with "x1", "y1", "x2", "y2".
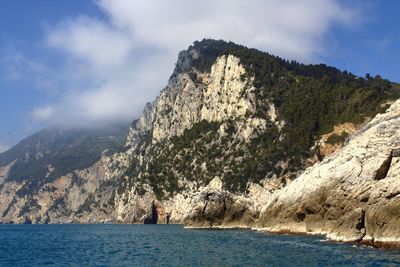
[
  {"x1": 201, "y1": 201, "x2": 208, "y2": 218},
  {"x1": 305, "y1": 208, "x2": 316, "y2": 215},
  {"x1": 374, "y1": 152, "x2": 393, "y2": 180},
  {"x1": 143, "y1": 201, "x2": 158, "y2": 224},
  {"x1": 2, "y1": 197, "x2": 16, "y2": 217},
  {"x1": 385, "y1": 191, "x2": 400, "y2": 200},
  {"x1": 222, "y1": 198, "x2": 227, "y2": 219},
  {"x1": 295, "y1": 212, "x2": 306, "y2": 222},
  {"x1": 360, "y1": 194, "x2": 369, "y2": 202},
  {"x1": 356, "y1": 210, "x2": 365, "y2": 231},
  {"x1": 392, "y1": 148, "x2": 400, "y2": 157},
  {"x1": 356, "y1": 210, "x2": 366, "y2": 243}
]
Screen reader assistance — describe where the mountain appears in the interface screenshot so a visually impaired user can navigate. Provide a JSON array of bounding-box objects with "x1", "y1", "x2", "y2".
[
  {"x1": 0, "y1": 126, "x2": 127, "y2": 186},
  {"x1": 113, "y1": 39, "x2": 399, "y2": 225},
  {"x1": 1, "y1": 39, "x2": 399, "y2": 247},
  {"x1": 0, "y1": 125, "x2": 128, "y2": 223}
]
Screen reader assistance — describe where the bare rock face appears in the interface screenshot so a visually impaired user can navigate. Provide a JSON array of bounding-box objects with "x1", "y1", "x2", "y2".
[
  {"x1": 0, "y1": 153, "x2": 129, "y2": 224},
  {"x1": 92, "y1": 41, "x2": 397, "y2": 232},
  {"x1": 0, "y1": 126, "x2": 129, "y2": 224},
  {"x1": 155, "y1": 177, "x2": 279, "y2": 228},
  {"x1": 113, "y1": 52, "x2": 267, "y2": 224},
  {"x1": 143, "y1": 54, "x2": 257, "y2": 143},
  {"x1": 1, "y1": 39, "x2": 398, "y2": 239},
  {"x1": 257, "y1": 100, "x2": 400, "y2": 247},
  {"x1": 165, "y1": 178, "x2": 258, "y2": 228}
]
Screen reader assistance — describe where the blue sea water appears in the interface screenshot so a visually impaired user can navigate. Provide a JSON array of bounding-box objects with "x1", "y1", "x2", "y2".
[{"x1": 1, "y1": 225, "x2": 400, "y2": 266}]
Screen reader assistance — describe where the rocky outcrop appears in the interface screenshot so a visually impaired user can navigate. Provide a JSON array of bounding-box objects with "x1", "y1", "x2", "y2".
[
  {"x1": 257, "y1": 100, "x2": 400, "y2": 248},
  {"x1": 165, "y1": 177, "x2": 274, "y2": 228},
  {"x1": 142, "y1": 54, "x2": 257, "y2": 143},
  {"x1": 113, "y1": 51, "x2": 269, "y2": 222},
  {"x1": 1, "y1": 38, "x2": 399, "y2": 251}
]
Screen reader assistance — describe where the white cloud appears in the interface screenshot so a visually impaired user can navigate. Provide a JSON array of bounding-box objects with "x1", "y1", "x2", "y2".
[
  {"x1": 47, "y1": 16, "x2": 133, "y2": 68},
  {"x1": 32, "y1": 106, "x2": 55, "y2": 121},
  {"x1": 29, "y1": 0, "x2": 356, "y2": 127},
  {"x1": 101, "y1": 0, "x2": 354, "y2": 58}
]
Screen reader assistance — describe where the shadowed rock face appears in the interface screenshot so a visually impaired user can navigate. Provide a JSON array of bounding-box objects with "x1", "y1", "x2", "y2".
[
  {"x1": 374, "y1": 152, "x2": 392, "y2": 180},
  {"x1": 143, "y1": 202, "x2": 158, "y2": 224},
  {"x1": 257, "y1": 100, "x2": 400, "y2": 247}
]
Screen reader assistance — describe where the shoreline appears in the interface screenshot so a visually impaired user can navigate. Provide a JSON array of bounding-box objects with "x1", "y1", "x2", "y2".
[
  {"x1": 185, "y1": 224, "x2": 400, "y2": 250},
  {"x1": 2, "y1": 222, "x2": 400, "y2": 249}
]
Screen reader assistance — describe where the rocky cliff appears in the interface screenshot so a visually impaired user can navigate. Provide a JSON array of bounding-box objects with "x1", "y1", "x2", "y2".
[
  {"x1": 257, "y1": 99, "x2": 400, "y2": 248},
  {"x1": 1, "y1": 39, "x2": 400, "y2": 248},
  {"x1": 0, "y1": 127, "x2": 128, "y2": 223},
  {"x1": 112, "y1": 39, "x2": 399, "y2": 228}
]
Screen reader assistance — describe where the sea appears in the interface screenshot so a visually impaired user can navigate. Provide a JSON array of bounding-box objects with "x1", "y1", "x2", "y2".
[{"x1": 1, "y1": 224, "x2": 400, "y2": 266}]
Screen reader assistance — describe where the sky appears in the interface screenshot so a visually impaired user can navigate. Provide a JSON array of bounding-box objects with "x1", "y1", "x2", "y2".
[{"x1": 0, "y1": 0, "x2": 399, "y2": 152}]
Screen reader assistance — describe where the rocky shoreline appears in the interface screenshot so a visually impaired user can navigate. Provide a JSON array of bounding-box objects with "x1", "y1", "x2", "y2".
[
  {"x1": 252, "y1": 100, "x2": 400, "y2": 250},
  {"x1": 174, "y1": 99, "x2": 400, "y2": 250},
  {"x1": 2, "y1": 216, "x2": 400, "y2": 249},
  {"x1": 183, "y1": 224, "x2": 400, "y2": 249}
]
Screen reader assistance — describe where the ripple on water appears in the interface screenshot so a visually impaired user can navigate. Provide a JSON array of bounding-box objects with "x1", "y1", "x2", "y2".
[{"x1": 1, "y1": 225, "x2": 400, "y2": 266}]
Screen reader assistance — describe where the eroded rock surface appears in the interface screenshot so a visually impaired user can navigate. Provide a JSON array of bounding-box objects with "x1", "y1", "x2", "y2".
[
  {"x1": 257, "y1": 100, "x2": 400, "y2": 247},
  {"x1": 1, "y1": 39, "x2": 399, "y2": 251}
]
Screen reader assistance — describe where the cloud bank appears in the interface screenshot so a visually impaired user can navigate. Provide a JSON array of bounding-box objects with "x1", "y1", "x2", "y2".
[{"x1": 30, "y1": 0, "x2": 356, "y2": 127}]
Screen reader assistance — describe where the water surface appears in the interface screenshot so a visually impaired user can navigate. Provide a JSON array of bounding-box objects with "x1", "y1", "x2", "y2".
[{"x1": 1, "y1": 224, "x2": 400, "y2": 266}]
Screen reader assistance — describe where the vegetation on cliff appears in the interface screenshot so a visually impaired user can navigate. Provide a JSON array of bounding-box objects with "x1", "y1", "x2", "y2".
[
  {"x1": 126, "y1": 39, "x2": 400, "y2": 199},
  {"x1": 0, "y1": 126, "x2": 127, "y2": 195}
]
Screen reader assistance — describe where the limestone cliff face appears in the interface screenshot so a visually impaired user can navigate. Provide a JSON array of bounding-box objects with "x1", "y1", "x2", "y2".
[
  {"x1": 257, "y1": 100, "x2": 400, "y2": 247},
  {"x1": 1, "y1": 38, "x2": 398, "y2": 245},
  {"x1": 113, "y1": 52, "x2": 273, "y2": 223},
  {"x1": 0, "y1": 152, "x2": 132, "y2": 224},
  {"x1": 0, "y1": 127, "x2": 128, "y2": 224},
  {"x1": 132, "y1": 54, "x2": 257, "y2": 143},
  {"x1": 112, "y1": 40, "x2": 397, "y2": 229}
]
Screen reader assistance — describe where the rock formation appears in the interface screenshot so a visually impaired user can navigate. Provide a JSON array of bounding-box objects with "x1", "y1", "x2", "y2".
[
  {"x1": 0, "y1": 127, "x2": 128, "y2": 224},
  {"x1": 112, "y1": 39, "x2": 398, "y2": 232},
  {"x1": 257, "y1": 100, "x2": 400, "y2": 248},
  {"x1": 1, "y1": 39, "x2": 400, "y2": 248}
]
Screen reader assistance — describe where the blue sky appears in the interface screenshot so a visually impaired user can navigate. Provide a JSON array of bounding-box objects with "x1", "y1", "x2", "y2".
[{"x1": 0, "y1": 0, "x2": 399, "y2": 152}]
